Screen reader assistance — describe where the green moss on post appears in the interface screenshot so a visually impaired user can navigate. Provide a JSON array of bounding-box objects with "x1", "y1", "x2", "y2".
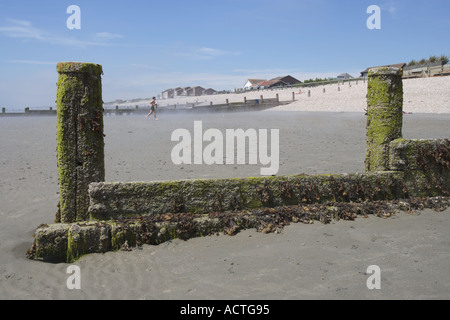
[
  {"x1": 56, "y1": 62, "x2": 105, "y2": 223},
  {"x1": 365, "y1": 67, "x2": 403, "y2": 172}
]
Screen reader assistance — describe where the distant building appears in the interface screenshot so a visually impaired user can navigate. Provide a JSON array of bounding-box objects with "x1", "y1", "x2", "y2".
[
  {"x1": 258, "y1": 75, "x2": 300, "y2": 89},
  {"x1": 203, "y1": 88, "x2": 217, "y2": 95},
  {"x1": 336, "y1": 73, "x2": 354, "y2": 80},
  {"x1": 403, "y1": 61, "x2": 447, "y2": 78},
  {"x1": 160, "y1": 86, "x2": 217, "y2": 99},
  {"x1": 244, "y1": 75, "x2": 300, "y2": 90},
  {"x1": 258, "y1": 79, "x2": 287, "y2": 88},
  {"x1": 270, "y1": 75, "x2": 300, "y2": 85},
  {"x1": 360, "y1": 63, "x2": 406, "y2": 78},
  {"x1": 186, "y1": 86, "x2": 205, "y2": 96},
  {"x1": 183, "y1": 87, "x2": 192, "y2": 95},
  {"x1": 174, "y1": 87, "x2": 184, "y2": 97},
  {"x1": 161, "y1": 89, "x2": 175, "y2": 99},
  {"x1": 243, "y1": 79, "x2": 266, "y2": 90}
]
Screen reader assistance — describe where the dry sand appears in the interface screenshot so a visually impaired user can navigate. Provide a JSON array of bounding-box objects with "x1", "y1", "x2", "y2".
[
  {"x1": 1, "y1": 108, "x2": 449, "y2": 300},
  {"x1": 115, "y1": 76, "x2": 450, "y2": 114}
]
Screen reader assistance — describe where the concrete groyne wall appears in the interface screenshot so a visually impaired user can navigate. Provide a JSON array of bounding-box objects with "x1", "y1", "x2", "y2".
[
  {"x1": 87, "y1": 172, "x2": 406, "y2": 220},
  {"x1": 27, "y1": 63, "x2": 450, "y2": 263}
]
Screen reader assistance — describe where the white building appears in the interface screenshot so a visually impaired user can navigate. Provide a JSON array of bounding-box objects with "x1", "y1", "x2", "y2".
[{"x1": 243, "y1": 79, "x2": 266, "y2": 90}]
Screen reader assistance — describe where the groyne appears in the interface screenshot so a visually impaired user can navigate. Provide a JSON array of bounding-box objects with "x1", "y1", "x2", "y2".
[{"x1": 27, "y1": 64, "x2": 450, "y2": 263}]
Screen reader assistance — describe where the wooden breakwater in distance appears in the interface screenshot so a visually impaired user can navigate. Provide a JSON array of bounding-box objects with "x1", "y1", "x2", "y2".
[
  {"x1": 103, "y1": 98, "x2": 290, "y2": 115},
  {"x1": 0, "y1": 107, "x2": 57, "y2": 117},
  {"x1": 105, "y1": 92, "x2": 294, "y2": 115},
  {"x1": 27, "y1": 64, "x2": 450, "y2": 263},
  {"x1": 1, "y1": 96, "x2": 292, "y2": 117}
]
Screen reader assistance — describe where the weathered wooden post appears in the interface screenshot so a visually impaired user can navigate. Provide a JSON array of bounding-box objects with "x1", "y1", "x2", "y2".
[
  {"x1": 244, "y1": 97, "x2": 247, "y2": 104},
  {"x1": 56, "y1": 62, "x2": 105, "y2": 223},
  {"x1": 365, "y1": 67, "x2": 403, "y2": 172},
  {"x1": 260, "y1": 95, "x2": 264, "y2": 103},
  {"x1": 308, "y1": 90, "x2": 310, "y2": 97},
  {"x1": 276, "y1": 93, "x2": 279, "y2": 102},
  {"x1": 292, "y1": 92, "x2": 295, "y2": 101}
]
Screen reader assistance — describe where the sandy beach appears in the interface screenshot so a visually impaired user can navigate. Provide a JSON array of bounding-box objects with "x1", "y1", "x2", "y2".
[
  {"x1": 1, "y1": 100, "x2": 449, "y2": 300},
  {"x1": 2, "y1": 0, "x2": 450, "y2": 304},
  {"x1": 111, "y1": 76, "x2": 450, "y2": 114}
]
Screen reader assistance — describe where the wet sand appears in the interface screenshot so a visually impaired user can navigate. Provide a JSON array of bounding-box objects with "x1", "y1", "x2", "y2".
[{"x1": 0, "y1": 111, "x2": 449, "y2": 300}]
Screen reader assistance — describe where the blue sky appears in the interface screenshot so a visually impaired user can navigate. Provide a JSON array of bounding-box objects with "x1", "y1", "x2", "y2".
[{"x1": 0, "y1": 0, "x2": 449, "y2": 109}]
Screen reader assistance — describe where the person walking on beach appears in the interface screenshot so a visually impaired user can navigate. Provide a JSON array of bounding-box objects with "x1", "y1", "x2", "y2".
[{"x1": 146, "y1": 97, "x2": 158, "y2": 120}]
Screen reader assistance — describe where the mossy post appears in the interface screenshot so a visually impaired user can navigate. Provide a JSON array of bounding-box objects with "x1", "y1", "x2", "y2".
[
  {"x1": 56, "y1": 62, "x2": 105, "y2": 223},
  {"x1": 365, "y1": 67, "x2": 403, "y2": 172}
]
